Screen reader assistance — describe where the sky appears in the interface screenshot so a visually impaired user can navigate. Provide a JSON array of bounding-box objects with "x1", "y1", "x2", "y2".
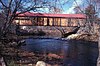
[
  {"x1": 57, "y1": 0, "x2": 84, "y2": 14},
  {"x1": 0, "y1": 0, "x2": 85, "y2": 14},
  {"x1": 64, "y1": 0, "x2": 84, "y2": 14},
  {"x1": 39, "y1": 0, "x2": 84, "y2": 14}
]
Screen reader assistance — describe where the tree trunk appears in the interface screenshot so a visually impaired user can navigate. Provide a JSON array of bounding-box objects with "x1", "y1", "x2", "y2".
[{"x1": 97, "y1": 30, "x2": 100, "y2": 66}]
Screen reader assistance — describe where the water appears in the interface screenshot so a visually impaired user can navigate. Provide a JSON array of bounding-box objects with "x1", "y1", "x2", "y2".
[{"x1": 21, "y1": 38, "x2": 98, "y2": 66}]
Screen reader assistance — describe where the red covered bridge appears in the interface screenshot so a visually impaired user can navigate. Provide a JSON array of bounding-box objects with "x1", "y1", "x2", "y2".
[{"x1": 14, "y1": 12, "x2": 86, "y2": 26}]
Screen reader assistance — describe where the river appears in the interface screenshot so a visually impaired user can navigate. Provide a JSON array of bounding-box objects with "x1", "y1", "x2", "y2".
[{"x1": 21, "y1": 38, "x2": 98, "y2": 66}]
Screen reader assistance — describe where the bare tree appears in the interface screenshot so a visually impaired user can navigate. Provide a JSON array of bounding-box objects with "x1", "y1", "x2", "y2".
[
  {"x1": 73, "y1": 0, "x2": 100, "y2": 34},
  {"x1": 49, "y1": 6, "x2": 62, "y2": 14},
  {"x1": 74, "y1": 6, "x2": 83, "y2": 14},
  {"x1": 0, "y1": 0, "x2": 49, "y2": 37},
  {"x1": 73, "y1": 0, "x2": 100, "y2": 66},
  {"x1": 0, "y1": 0, "x2": 51, "y2": 65}
]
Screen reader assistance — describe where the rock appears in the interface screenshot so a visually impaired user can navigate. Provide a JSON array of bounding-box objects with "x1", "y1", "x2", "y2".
[
  {"x1": 36, "y1": 61, "x2": 46, "y2": 66},
  {"x1": 28, "y1": 64, "x2": 33, "y2": 66},
  {"x1": 17, "y1": 40, "x2": 26, "y2": 46},
  {"x1": 67, "y1": 34, "x2": 81, "y2": 39},
  {"x1": 47, "y1": 53, "x2": 63, "y2": 59}
]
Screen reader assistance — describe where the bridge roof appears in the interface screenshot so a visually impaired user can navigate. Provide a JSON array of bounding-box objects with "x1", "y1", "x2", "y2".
[{"x1": 17, "y1": 12, "x2": 86, "y2": 19}]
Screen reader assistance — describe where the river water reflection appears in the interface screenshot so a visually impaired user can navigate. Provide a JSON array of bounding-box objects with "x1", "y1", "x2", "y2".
[{"x1": 21, "y1": 38, "x2": 98, "y2": 66}]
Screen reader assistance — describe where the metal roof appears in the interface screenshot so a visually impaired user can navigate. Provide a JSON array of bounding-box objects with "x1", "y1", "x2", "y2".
[{"x1": 17, "y1": 12, "x2": 86, "y2": 19}]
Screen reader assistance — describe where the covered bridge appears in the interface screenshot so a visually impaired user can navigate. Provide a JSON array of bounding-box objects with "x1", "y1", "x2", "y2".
[{"x1": 14, "y1": 12, "x2": 86, "y2": 27}]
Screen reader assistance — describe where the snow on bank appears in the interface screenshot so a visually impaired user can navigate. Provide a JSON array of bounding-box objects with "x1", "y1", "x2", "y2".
[{"x1": 67, "y1": 34, "x2": 82, "y2": 39}]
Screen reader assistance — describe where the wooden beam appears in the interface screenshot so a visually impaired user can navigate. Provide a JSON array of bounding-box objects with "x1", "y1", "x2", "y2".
[{"x1": 60, "y1": 18, "x2": 61, "y2": 26}]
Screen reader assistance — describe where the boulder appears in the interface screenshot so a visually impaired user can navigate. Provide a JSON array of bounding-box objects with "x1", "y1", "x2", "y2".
[
  {"x1": 67, "y1": 34, "x2": 81, "y2": 39},
  {"x1": 36, "y1": 61, "x2": 46, "y2": 66}
]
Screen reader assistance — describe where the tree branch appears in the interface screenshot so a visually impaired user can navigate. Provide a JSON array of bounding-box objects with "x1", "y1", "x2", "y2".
[{"x1": 0, "y1": 0, "x2": 7, "y2": 8}]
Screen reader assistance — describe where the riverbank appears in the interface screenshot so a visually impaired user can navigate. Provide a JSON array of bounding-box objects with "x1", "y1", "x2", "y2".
[
  {"x1": 14, "y1": 33, "x2": 99, "y2": 42},
  {"x1": 0, "y1": 41, "x2": 64, "y2": 66},
  {"x1": 8, "y1": 25, "x2": 99, "y2": 42},
  {"x1": 67, "y1": 33, "x2": 98, "y2": 42},
  {"x1": 0, "y1": 32, "x2": 98, "y2": 66},
  {"x1": 15, "y1": 37, "x2": 98, "y2": 66}
]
